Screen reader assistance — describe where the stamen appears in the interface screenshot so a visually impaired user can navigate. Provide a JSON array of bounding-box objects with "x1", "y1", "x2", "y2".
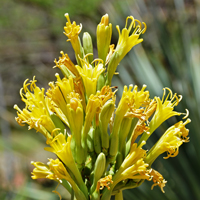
[
  {"x1": 182, "y1": 109, "x2": 189, "y2": 119},
  {"x1": 142, "y1": 22, "x2": 147, "y2": 34},
  {"x1": 91, "y1": 58, "x2": 103, "y2": 65},
  {"x1": 23, "y1": 79, "x2": 30, "y2": 93},
  {"x1": 64, "y1": 13, "x2": 71, "y2": 24},
  {"x1": 134, "y1": 19, "x2": 142, "y2": 30},
  {"x1": 30, "y1": 76, "x2": 37, "y2": 91},
  {"x1": 165, "y1": 87, "x2": 173, "y2": 99},
  {"x1": 132, "y1": 25, "x2": 141, "y2": 34},
  {"x1": 52, "y1": 183, "x2": 62, "y2": 200},
  {"x1": 125, "y1": 16, "x2": 135, "y2": 32}
]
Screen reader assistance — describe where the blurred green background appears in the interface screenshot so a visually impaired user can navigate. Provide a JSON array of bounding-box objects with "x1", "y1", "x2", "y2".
[{"x1": 0, "y1": 0, "x2": 200, "y2": 199}]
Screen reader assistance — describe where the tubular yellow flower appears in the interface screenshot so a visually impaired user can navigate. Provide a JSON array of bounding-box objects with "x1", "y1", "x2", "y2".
[
  {"x1": 45, "y1": 134, "x2": 88, "y2": 198},
  {"x1": 116, "y1": 84, "x2": 149, "y2": 118},
  {"x1": 63, "y1": 13, "x2": 83, "y2": 60},
  {"x1": 106, "y1": 17, "x2": 146, "y2": 85},
  {"x1": 32, "y1": 159, "x2": 88, "y2": 200},
  {"x1": 139, "y1": 88, "x2": 184, "y2": 144},
  {"x1": 150, "y1": 88, "x2": 183, "y2": 133},
  {"x1": 31, "y1": 158, "x2": 73, "y2": 183},
  {"x1": 45, "y1": 134, "x2": 75, "y2": 168},
  {"x1": 54, "y1": 51, "x2": 80, "y2": 78},
  {"x1": 66, "y1": 92, "x2": 83, "y2": 140},
  {"x1": 31, "y1": 161, "x2": 53, "y2": 180},
  {"x1": 83, "y1": 94, "x2": 101, "y2": 138},
  {"x1": 97, "y1": 14, "x2": 112, "y2": 65},
  {"x1": 46, "y1": 74, "x2": 74, "y2": 125},
  {"x1": 113, "y1": 142, "x2": 149, "y2": 184},
  {"x1": 64, "y1": 13, "x2": 82, "y2": 40},
  {"x1": 121, "y1": 142, "x2": 147, "y2": 170},
  {"x1": 65, "y1": 92, "x2": 86, "y2": 167},
  {"x1": 54, "y1": 51, "x2": 86, "y2": 109},
  {"x1": 115, "y1": 16, "x2": 146, "y2": 56},
  {"x1": 145, "y1": 118, "x2": 191, "y2": 165},
  {"x1": 76, "y1": 57, "x2": 105, "y2": 98},
  {"x1": 14, "y1": 77, "x2": 58, "y2": 138}
]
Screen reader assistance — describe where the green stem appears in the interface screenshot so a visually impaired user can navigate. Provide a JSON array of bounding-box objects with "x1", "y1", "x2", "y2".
[
  {"x1": 71, "y1": 189, "x2": 74, "y2": 200},
  {"x1": 62, "y1": 179, "x2": 72, "y2": 194},
  {"x1": 115, "y1": 191, "x2": 123, "y2": 200}
]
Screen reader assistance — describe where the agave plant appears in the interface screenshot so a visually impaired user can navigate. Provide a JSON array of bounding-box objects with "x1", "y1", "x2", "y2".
[{"x1": 14, "y1": 13, "x2": 190, "y2": 200}]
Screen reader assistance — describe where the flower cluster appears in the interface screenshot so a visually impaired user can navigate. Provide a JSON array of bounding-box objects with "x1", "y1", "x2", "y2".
[{"x1": 14, "y1": 13, "x2": 190, "y2": 200}]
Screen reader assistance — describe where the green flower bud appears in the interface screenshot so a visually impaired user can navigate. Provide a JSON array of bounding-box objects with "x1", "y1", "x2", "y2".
[
  {"x1": 116, "y1": 117, "x2": 132, "y2": 169},
  {"x1": 97, "y1": 73, "x2": 105, "y2": 91},
  {"x1": 91, "y1": 190, "x2": 100, "y2": 200},
  {"x1": 83, "y1": 32, "x2": 93, "y2": 64},
  {"x1": 90, "y1": 152, "x2": 106, "y2": 194},
  {"x1": 49, "y1": 112, "x2": 66, "y2": 135},
  {"x1": 94, "y1": 126, "x2": 102, "y2": 154},
  {"x1": 87, "y1": 127, "x2": 95, "y2": 153},
  {"x1": 58, "y1": 64, "x2": 76, "y2": 79},
  {"x1": 99, "y1": 99, "x2": 115, "y2": 154}
]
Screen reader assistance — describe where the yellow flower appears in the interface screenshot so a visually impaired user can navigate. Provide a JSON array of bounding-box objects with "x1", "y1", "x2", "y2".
[
  {"x1": 76, "y1": 57, "x2": 105, "y2": 98},
  {"x1": 31, "y1": 159, "x2": 88, "y2": 200},
  {"x1": 114, "y1": 142, "x2": 149, "y2": 183},
  {"x1": 31, "y1": 161, "x2": 53, "y2": 180},
  {"x1": 106, "y1": 17, "x2": 146, "y2": 85},
  {"x1": 45, "y1": 134, "x2": 89, "y2": 198},
  {"x1": 14, "y1": 77, "x2": 57, "y2": 138},
  {"x1": 139, "y1": 88, "x2": 185, "y2": 144},
  {"x1": 150, "y1": 88, "x2": 183, "y2": 133},
  {"x1": 45, "y1": 134, "x2": 75, "y2": 169},
  {"x1": 145, "y1": 118, "x2": 191, "y2": 165},
  {"x1": 63, "y1": 13, "x2": 83, "y2": 59},
  {"x1": 116, "y1": 84, "x2": 149, "y2": 118},
  {"x1": 54, "y1": 51, "x2": 80, "y2": 78},
  {"x1": 31, "y1": 158, "x2": 73, "y2": 183},
  {"x1": 47, "y1": 74, "x2": 74, "y2": 125},
  {"x1": 115, "y1": 17, "x2": 146, "y2": 57},
  {"x1": 64, "y1": 92, "x2": 86, "y2": 167},
  {"x1": 97, "y1": 14, "x2": 112, "y2": 65},
  {"x1": 66, "y1": 92, "x2": 83, "y2": 140},
  {"x1": 120, "y1": 142, "x2": 147, "y2": 172},
  {"x1": 48, "y1": 158, "x2": 71, "y2": 180}
]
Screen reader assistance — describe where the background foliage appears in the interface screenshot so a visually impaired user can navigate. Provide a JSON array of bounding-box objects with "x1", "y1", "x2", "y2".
[{"x1": 0, "y1": 0, "x2": 199, "y2": 199}]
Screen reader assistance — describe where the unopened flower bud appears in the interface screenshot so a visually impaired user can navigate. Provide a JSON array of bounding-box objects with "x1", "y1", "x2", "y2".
[{"x1": 83, "y1": 32, "x2": 93, "y2": 63}]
